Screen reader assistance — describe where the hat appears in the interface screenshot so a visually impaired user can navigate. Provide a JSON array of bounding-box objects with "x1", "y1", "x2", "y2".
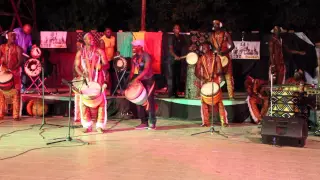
[
  {"x1": 131, "y1": 40, "x2": 144, "y2": 47},
  {"x1": 5, "y1": 31, "x2": 15, "y2": 39},
  {"x1": 270, "y1": 26, "x2": 286, "y2": 33},
  {"x1": 212, "y1": 20, "x2": 223, "y2": 30}
]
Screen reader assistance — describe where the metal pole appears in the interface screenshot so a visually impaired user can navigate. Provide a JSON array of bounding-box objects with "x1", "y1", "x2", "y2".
[{"x1": 141, "y1": 0, "x2": 146, "y2": 31}]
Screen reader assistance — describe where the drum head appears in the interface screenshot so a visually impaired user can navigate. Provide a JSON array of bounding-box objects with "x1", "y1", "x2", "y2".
[
  {"x1": 201, "y1": 82, "x2": 219, "y2": 96},
  {"x1": 125, "y1": 82, "x2": 145, "y2": 100},
  {"x1": 114, "y1": 57, "x2": 127, "y2": 71},
  {"x1": 24, "y1": 59, "x2": 42, "y2": 77},
  {"x1": 220, "y1": 56, "x2": 229, "y2": 67},
  {"x1": 186, "y1": 52, "x2": 198, "y2": 65},
  {"x1": 81, "y1": 82, "x2": 101, "y2": 98}
]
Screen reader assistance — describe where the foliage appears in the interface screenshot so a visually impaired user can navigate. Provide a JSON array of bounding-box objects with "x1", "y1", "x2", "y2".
[{"x1": 1, "y1": 0, "x2": 319, "y2": 32}]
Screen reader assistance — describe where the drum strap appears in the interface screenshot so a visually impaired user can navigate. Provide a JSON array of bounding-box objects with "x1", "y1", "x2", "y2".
[
  {"x1": 212, "y1": 31, "x2": 225, "y2": 51},
  {"x1": 201, "y1": 55, "x2": 215, "y2": 80},
  {"x1": 94, "y1": 56, "x2": 101, "y2": 82}
]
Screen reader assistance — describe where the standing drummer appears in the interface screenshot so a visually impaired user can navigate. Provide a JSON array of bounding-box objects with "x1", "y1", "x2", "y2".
[
  {"x1": 210, "y1": 20, "x2": 235, "y2": 100},
  {"x1": 74, "y1": 33, "x2": 108, "y2": 133},
  {"x1": 0, "y1": 31, "x2": 23, "y2": 120},
  {"x1": 195, "y1": 43, "x2": 228, "y2": 127},
  {"x1": 128, "y1": 40, "x2": 157, "y2": 130}
]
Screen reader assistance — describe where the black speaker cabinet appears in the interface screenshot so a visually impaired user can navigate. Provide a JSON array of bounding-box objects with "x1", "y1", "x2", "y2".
[{"x1": 261, "y1": 116, "x2": 308, "y2": 147}]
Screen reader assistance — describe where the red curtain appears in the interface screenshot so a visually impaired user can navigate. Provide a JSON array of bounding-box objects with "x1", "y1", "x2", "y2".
[{"x1": 144, "y1": 32, "x2": 162, "y2": 74}]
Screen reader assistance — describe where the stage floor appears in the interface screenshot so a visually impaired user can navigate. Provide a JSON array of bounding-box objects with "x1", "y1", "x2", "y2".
[{"x1": 0, "y1": 117, "x2": 320, "y2": 180}]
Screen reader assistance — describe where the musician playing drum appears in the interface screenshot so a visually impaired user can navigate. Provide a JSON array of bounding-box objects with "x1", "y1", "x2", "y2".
[
  {"x1": 195, "y1": 43, "x2": 229, "y2": 127},
  {"x1": 74, "y1": 33, "x2": 108, "y2": 133},
  {"x1": 245, "y1": 76, "x2": 269, "y2": 124},
  {"x1": 0, "y1": 31, "x2": 23, "y2": 120},
  {"x1": 128, "y1": 40, "x2": 157, "y2": 130},
  {"x1": 210, "y1": 20, "x2": 235, "y2": 100},
  {"x1": 73, "y1": 40, "x2": 84, "y2": 123}
]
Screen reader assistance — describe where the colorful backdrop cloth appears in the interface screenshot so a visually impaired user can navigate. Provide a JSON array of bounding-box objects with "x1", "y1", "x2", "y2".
[
  {"x1": 117, "y1": 32, "x2": 133, "y2": 58},
  {"x1": 117, "y1": 32, "x2": 162, "y2": 74},
  {"x1": 132, "y1": 32, "x2": 145, "y2": 41},
  {"x1": 40, "y1": 31, "x2": 67, "y2": 48},
  {"x1": 144, "y1": 32, "x2": 162, "y2": 74}
]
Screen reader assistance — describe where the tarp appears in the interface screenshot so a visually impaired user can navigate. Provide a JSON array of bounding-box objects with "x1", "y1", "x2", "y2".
[
  {"x1": 144, "y1": 32, "x2": 162, "y2": 74},
  {"x1": 116, "y1": 32, "x2": 133, "y2": 58}
]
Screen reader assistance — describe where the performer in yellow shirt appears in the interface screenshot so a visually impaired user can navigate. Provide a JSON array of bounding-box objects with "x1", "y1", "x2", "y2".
[
  {"x1": 100, "y1": 28, "x2": 115, "y2": 93},
  {"x1": 100, "y1": 28, "x2": 115, "y2": 61}
]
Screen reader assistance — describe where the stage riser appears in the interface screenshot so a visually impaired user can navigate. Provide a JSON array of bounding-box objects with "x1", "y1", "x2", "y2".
[
  {"x1": 156, "y1": 100, "x2": 249, "y2": 123},
  {"x1": 19, "y1": 98, "x2": 249, "y2": 122}
]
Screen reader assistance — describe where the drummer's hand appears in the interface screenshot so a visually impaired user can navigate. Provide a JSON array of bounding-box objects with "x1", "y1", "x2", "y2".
[
  {"x1": 82, "y1": 72, "x2": 88, "y2": 78},
  {"x1": 174, "y1": 55, "x2": 180, "y2": 60},
  {"x1": 298, "y1": 51, "x2": 306, "y2": 55},
  {"x1": 32, "y1": 44, "x2": 37, "y2": 48},
  {"x1": 131, "y1": 78, "x2": 138, "y2": 84}
]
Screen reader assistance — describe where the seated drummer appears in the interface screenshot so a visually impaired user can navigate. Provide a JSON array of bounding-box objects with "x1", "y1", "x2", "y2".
[
  {"x1": 195, "y1": 43, "x2": 228, "y2": 127},
  {"x1": 128, "y1": 40, "x2": 157, "y2": 130},
  {"x1": 0, "y1": 31, "x2": 23, "y2": 120}
]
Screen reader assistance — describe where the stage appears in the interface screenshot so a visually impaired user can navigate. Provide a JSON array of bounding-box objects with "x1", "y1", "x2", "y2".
[
  {"x1": 21, "y1": 91, "x2": 250, "y2": 123},
  {"x1": 0, "y1": 117, "x2": 320, "y2": 180}
]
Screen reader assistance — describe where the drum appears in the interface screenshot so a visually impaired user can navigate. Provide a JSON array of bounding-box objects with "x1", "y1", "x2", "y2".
[
  {"x1": 30, "y1": 47, "x2": 42, "y2": 59},
  {"x1": 24, "y1": 58, "x2": 42, "y2": 77},
  {"x1": 113, "y1": 56, "x2": 127, "y2": 71},
  {"x1": 0, "y1": 65, "x2": 14, "y2": 91},
  {"x1": 125, "y1": 82, "x2": 148, "y2": 105},
  {"x1": 219, "y1": 55, "x2": 229, "y2": 68},
  {"x1": 80, "y1": 82, "x2": 103, "y2": 108},
  {"x1": 200, "y1": 82, "x2": 222, "y2": 105},
  {"x1": 186, "y1": 52, "x2": 198, "y2": 65}
]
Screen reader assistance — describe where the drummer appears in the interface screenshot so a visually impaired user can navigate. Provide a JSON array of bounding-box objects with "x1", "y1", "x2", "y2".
[
  {"x1": 210, "y1": 20, "x2": 235, "y2": 100},
  {"x1": 74, "y1": 33, "x2": 108, "y2": 133},
  {"x1": 128, "y1": 40, "x2": 157, "y2": 130},
  {"x1": 73, "y1": 40, "x2": 84, "y2": 123},
  {"x1": 0, "y1": 31, "x2": 23, "y2": 120},
  {"x1": 195, "y1": 43, "x2": 228, "y2": 127}
]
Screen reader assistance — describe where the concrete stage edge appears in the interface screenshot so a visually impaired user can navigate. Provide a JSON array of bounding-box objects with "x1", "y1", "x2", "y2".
[{"x1": 21, "y1": 92, "x2": 249, "y2": 123}]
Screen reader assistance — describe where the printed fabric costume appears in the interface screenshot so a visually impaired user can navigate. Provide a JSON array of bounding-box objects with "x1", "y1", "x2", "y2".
[
  {"x1": 195, "y1": 52, "x2": 228, "y2": 127},
  {"x1": 245, "y1": 76, "x2": 269, "y2": 124},
  {"x1": 79, "y1": 46, "x2": 108, "y2": 131},
  {"x1": 210, "y1": 29, "x2": 234, "y2": 99},
  {"x1": 185, "y1": 31, "x2": 211, "y2": 99},
  {"x1": 0, "y1": 43, "x2": 22, "y2": 120},
  {"x1": 269, "y1": 36, "x2": 286, "y2": 85}
]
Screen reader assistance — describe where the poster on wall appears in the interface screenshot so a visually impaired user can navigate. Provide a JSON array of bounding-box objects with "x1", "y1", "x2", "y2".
[
  {"x1": 40, "y1": 31, "x2": 67, "y2": 48},
  {"x1": 230, "y1": 41, "x2": 260, "y2": 60}
]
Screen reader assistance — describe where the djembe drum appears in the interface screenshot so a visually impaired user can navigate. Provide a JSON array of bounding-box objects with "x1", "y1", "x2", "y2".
[
  {"x1": 124, "y1": 81, "x2": 148, "y2": 105},
  {"x1": 80, "y1": 81, "x2": 104, "y2": 108},
  {"x1": 0, "y1": 66, "x2": 14, "y2": 91},
  {"x1": 200, "y1": 82, "x2": 222, "y2": 106}
]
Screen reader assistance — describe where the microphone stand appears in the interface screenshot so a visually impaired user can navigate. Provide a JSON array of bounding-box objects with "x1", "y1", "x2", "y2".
[
  {"x1": 35, "y1": 58, "x2": 61, "y2": 130},
  {"x1": 46, "y1": 79, "x2": 88, "y2": 145},
  {"x1": 191, "y1": 52, "x2": 228, "y2": 138}
]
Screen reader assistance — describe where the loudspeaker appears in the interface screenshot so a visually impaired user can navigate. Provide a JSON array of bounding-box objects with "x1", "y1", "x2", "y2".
[{"x1": 261, "y1": 116, "x2": 308, "y2": 147}]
